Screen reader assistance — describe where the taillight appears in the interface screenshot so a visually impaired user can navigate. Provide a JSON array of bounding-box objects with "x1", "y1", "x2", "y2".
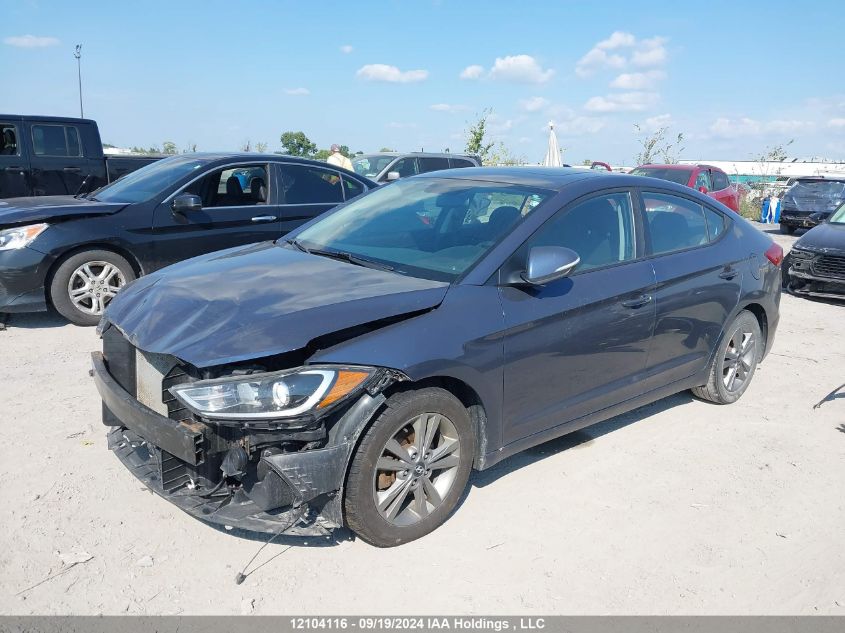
[{"x1": 765, "y1": 242, "x2": 784, "y2": 267}]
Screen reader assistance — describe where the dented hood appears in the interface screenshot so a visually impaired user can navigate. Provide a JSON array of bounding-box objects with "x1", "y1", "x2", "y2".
[
  {"x1": 0, "y1": 195, "x2": 127, "y2": 227},
  {"x1": 795, "y1": 221, "x2": 845, "y2": 254},
  {"x1": 104, "y1": 241, "x2": 449, "y2": 367}
]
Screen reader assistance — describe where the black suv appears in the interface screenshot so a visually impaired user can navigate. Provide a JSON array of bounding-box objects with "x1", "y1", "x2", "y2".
[
  {"x1": 779, "y1": 177, "x2": 845, "y2": 234},
  {"x1": 351, "y1": 152, "x2": 479, "y2": 184}
]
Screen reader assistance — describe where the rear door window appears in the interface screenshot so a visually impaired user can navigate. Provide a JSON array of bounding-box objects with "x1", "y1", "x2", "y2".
[
  {"x1": 418, "y1": 157, "x2": 451, "y2": 173},
  {"x1": 694, "y1": 170, "x2": 713, "y2": 191},
  {"x1": 278, "y1": 164, "x2": 344, "y2": 204},
  {"x1": 449, "y1": 158, "x2": 475, "y2": 168},
  {"x1": 31, "y1": 124, "x2": 83, "y2": 157},
  {"x1": 643, "y1": 192, "x2": 709, "y2": 255},
  {"x1": 0, "y1": 124, "x2": 20, "y2": 155}
]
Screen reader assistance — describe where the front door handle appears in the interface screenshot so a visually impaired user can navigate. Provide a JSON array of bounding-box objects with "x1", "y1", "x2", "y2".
[
  {"x1": 621, "y1": 294, "x2": 653, "y2": 309},
  {"x1": 4, "y1": 166, "x2": 23, "y2": 171},
  {"x1": 63, "y1": 166, "x2": 81, "y2": 172},
  {"x1": 251, "y1": 215, "x2": 277, "y2": 223},
  {"x1": 719, "y1": 269, "x2": 739, "y2": 280}
]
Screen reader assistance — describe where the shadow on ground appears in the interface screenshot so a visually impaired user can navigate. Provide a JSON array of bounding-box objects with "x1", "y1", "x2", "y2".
[
  {"x1": 0, "y1": 311, "x2": 67, "y2": 330},
  {"x1": 470, "y1": 391, "x2": 694, "y2": 489}
]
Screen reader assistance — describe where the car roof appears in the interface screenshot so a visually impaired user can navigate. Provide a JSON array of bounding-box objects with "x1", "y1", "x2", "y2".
[
  {"x1": 638, "y1": 164, "x2": 696, "y2": 171},
  {"x1": 411, "y1": 166, "x2": 671, "y2": 191}
]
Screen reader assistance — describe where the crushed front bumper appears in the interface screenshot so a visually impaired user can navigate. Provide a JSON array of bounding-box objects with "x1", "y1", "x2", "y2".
[
  {"x1": 785, "y1": 252, "x2": 845, "y2": 300},
  {"x1": 92, "y1": 350, "x2": 386, "y2": 535},
  {"x1": 0, "y1": 246, "x2": 50, "y2": 313}
]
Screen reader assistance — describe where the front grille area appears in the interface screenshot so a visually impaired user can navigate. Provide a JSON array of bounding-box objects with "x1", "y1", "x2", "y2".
[{"x1": 813, "y1": 254, "x2": 845, "y2": 279}]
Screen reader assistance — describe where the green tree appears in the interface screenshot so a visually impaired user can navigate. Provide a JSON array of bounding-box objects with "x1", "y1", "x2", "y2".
[
  {"x1": 280, "y1": 131, "x2": 317, "y2": 157},
  {"x1": 633, "y1": 124, "x2": 685, "y2": 165},
  {"x1": 162, "y1": 141, "x2": 178, "y2": 155},
  {"x1": 379, "y1": 147, "x2": 395, "y2": 152},
  {"x1": 314, "y1": 149, "x2": 331, "y2": 161},
  {"x1": 464, "y1": 109, "x2": 495, "y2": 164},
  {"x1": 255, "y1": 141, "x2": 268, "y2": 153}
]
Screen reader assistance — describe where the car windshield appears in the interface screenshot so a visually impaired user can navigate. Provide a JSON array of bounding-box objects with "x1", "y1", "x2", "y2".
[
  {"x1": 786, "y1": 180, "x2": 845, "y2": 199},
  {"x1": 351, "y1": 154, "x2": 396, "y2": 178},
  {"x1": 92, "y1": 155, "x2": 209, "y2": 203},
  {"x1": 630, "y1": 167, "x2": 692, "y2": 186},
  {"x1": 294, "y1": 178, "x2": 551, "y2": 282}
]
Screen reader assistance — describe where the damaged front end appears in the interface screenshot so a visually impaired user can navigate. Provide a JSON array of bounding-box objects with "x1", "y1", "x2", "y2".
[
  {"x1": 785, "y1": 247, "x2": 845, "y2": 301},
  {"x1": 93, "y1": 324, "x2": 407, "y2": 535}
]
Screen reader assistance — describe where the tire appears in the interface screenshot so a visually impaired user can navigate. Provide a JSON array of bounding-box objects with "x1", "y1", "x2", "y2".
[
  {"x1": 780, "y1": 223, "x2": 796, "y2": 235},
  {"x1": 344, "y1": 387, "x2": 475, "y2": 547},
  {"x1": 691, "y1": 310, "x2": 762, "y2": 405},
  {"x1": 49, "y1": 250, "x2": 136, "y2": 326}
]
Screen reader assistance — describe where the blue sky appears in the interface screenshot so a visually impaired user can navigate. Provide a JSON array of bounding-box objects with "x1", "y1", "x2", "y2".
[{"x1": 2, "y1": 0, "x2": 845, "y2": 165}]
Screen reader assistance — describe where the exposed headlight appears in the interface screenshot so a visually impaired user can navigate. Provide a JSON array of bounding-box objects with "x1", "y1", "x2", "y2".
[
  {"x1": 169, "y1": 365, "x2": 374, "y2": 421},
  {"x1": 0, "y1": 223, "x2": 49, "y2": 251}
]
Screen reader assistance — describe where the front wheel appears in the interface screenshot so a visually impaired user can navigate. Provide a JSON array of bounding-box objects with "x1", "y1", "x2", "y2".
[
  {"x1": 49, "y1": 250, "x2": 136, "y2": 326},
  {"x1": 691, "y1": 310, "x2": 762, "y2": 404},
  {"x1": 344, "y1": 387, "x2": 475, "y2": 547}
]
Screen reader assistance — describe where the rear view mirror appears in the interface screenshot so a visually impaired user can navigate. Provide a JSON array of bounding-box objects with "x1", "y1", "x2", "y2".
[
  {"x1": 521, "y1": 246, "x2": 580, "y2": 285},
  {"x1": 385, "y1": 171, "x2": 400, "y2": 182},
  {"x1": 171, "y1": 194, "x2": 202, "y2": 213}
]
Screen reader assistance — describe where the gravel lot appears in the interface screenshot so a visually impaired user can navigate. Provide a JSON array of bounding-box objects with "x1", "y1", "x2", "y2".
[{"x1": 1, "y1": 225, "x2": 843, "y2": 615}]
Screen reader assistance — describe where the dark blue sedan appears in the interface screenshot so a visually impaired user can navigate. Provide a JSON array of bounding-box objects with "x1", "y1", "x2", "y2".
[{"x1": 93, "y1": 167, "x2": 783, "y2": 546}]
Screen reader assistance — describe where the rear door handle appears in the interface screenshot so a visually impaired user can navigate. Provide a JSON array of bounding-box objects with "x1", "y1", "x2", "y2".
[
  {"x1": 63, "y1": 167, "x2": 81, "y2": 172},
  {"x1": 719, "y1": 269, "x2": 739, "y2": 280},
  {"x1": 4, "y1": 166, "x2": 23, "y2": 171},
  {"x1": 621, "y1": 294, "x2": 652, "y2": 309},
  {"x1": 251, "y1": 215, "x2": 277, "y2": 222}
]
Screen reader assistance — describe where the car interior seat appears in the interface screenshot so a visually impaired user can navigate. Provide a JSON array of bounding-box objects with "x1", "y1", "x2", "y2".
[{"x1": 249, "y1": 177, "x2": 267, "y2": 203}]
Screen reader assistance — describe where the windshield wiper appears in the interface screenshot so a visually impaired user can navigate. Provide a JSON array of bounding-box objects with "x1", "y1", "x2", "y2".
[
  {"x1": 310, "y1": 247, "x2": 394, "y2": 271},
  {"x1": 284, "y1": 238, "x2": 311, "y2": 253}
]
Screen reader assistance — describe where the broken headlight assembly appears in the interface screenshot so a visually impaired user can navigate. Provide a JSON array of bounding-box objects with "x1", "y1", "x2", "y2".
[
  {"x1": 169, "y1": 365, "x2": 375, "y2": 422},
  {"x1": 0, "y1": 223, "x2": 49, "y2": 251}
]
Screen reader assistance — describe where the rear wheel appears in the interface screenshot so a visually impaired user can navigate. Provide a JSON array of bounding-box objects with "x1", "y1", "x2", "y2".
[
  {"x1": 344, "y1": 387, "x2": 475, "y2": 547},
  {"x1": 692, "y1": 310, "x2": 762, "y2": 404},
  {"x1": 49, "y1": 250, "x2": 136, "y2": 326}
]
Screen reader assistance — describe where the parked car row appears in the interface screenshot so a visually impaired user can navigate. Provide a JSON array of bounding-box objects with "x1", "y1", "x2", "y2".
[
  {"x1": 0, "y1": 115, "x2": 161, "y2": 199},
  {"x1": 351, "y1": 152, "x2": 480, "y2": 183}
]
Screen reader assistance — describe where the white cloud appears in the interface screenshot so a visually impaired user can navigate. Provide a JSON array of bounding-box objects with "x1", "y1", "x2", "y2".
[
  {"x1": 632, "y1": 37, "x2": 668, "y2": 68},
  {"x1": 519, "y1": 96, "x2": 550, "y2": 112},
  {"x1": 4, "y1": 34, "x2": 60, "y2": 48},
  {"x1": 584, "y1": 92, "x2": 659, "y2": 112},
  {"x1": 555, "y1": 116, "x2": 606, "y2": 136},
  {"x1": 489, "y1": 55, "x2": 554, "y2": 83},
  {"x1": 610, "y1": 70, "x2": 665, "y2": 90},
  {"x1": 339, "y1": 44, "x2": 353, "y2": 54},
  {"x1": 429, "y1": 103, "x2": 469, "y2": 112},
  {"x1": 829, "y1": 118, "x2": 845, "y2": 128},
  {"x1": 576, "y1": 32, "x2": 668, "y2": 77},
  {"x1": 284, "y1": 87, "x2": 310, "y2": 96},
  {"x1": 460, "y1": 64, "x2": 484, "y2": 80},
  {"x1": 357, "y1": 64, "x2": 428, "y2": 83},
  {"x1": 643, "y1": 113, "x2": 673, "y2": 131}
]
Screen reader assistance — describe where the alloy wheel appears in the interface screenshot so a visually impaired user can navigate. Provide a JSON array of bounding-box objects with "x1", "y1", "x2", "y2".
[
  {"x1": 67, "y1": 261, "x2": 126, "y2": 316},
  {"x1": 372, "y1": 413, "x2": 461, "y2": 527},
  {"x1": 721, "y1": 329, "x2": 756, "y2": 393}
]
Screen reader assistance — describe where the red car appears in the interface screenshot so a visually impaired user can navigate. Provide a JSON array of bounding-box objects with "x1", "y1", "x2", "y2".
[{"x1": 630, "y1": 164, "x2": 740, "y2": 212}]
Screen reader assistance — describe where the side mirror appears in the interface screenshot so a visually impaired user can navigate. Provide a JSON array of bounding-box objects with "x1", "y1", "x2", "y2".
[
  {"x1": 698, "y1": 186, "x2": 709, "y2": 194},
  {"x1": 521, "y1": 246, "x2": 580, "y2": 285},
  {"x1": 385, "y1": 171, "x2": 400, "y2": 182},
  {"x1": 171, "y1": 193, "x2": 202, "y2": 213}
]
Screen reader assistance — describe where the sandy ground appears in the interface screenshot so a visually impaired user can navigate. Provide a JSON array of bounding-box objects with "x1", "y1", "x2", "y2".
[{"x1": 0, "y1": 224, "x2": 843, "y2": 615}]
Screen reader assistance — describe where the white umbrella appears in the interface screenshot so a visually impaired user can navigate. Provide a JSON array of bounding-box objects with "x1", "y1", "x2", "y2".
[{"x1": 542, "y1": 121, "x2": 561, "y2": 167}]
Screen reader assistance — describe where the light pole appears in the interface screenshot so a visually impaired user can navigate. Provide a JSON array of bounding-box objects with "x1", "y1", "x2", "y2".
[{"x1": 74, "y1": 44, "x2": 83, "y2": 118}]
